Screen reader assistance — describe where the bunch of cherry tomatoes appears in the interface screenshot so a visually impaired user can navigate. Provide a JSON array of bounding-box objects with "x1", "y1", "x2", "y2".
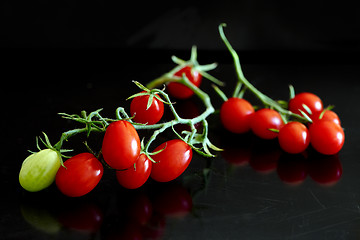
[
  {"x1": 220, "y1": 91, "x2": 345, "y2": 155},
  {"x1": 19, "y1": 24, "x2": 345, "y2": 199}
]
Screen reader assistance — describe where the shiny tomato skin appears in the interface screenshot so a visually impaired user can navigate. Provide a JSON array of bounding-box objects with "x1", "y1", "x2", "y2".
[
  {"x1": 250, "y1": 108, "x2": 284, "y2": 139},
  {"x1": 220, "y1": 97, "x2": 255, "y2": 134},
  {"x1": 289, "y1": 92, "x2": 323, "y2": 116},
  {"x1": 102, "y1": 120, "x2": 141, "y2": 170},
  {"x1": 309, "y1": 119, "x2": 345, "y2": 155},
  {"x1": 167, "y1": 66, "x2": 202, "y2": 99},
  {"x1": 116, "y1": 154, "x2": 152, "y2": 189},
  {"x1": 278, "y1": 121, "x2": 310, "y2": 154},
  {"x1": 130, "y1": 91, "x2": 164, "y2": 125},
  {"x1": 151, "y1": 139, "x2": 192, "y2": 182},
  {"x1": 311, "y1": 110, "x2": 341, "y2": 126},
  {"x1": 55, "y1": 153, "x2": 103, "y2": 197}
]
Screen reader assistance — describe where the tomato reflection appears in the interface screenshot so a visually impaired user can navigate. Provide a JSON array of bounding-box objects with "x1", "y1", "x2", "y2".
[
  {"x1": 57, "y1": 201, "x2": 103, "y2": 233},
  {"x1": 104, "y1": 182, "x2": 193, "y2": 240},
  {"x1": 277, "y1": 153, "x2": 308, "y2": 185},
  {"x1": 151, "y1": 182, "x2": 193, "y2": 219},
  {"x1": 308, "y1": 153, "x2": 342, "y2": 186},
  {"x1": 219, "y1": 132, "x2": 343, "y2": 186},
  {"x1": 249, "y1": 139, "x2": 281, "y2": 174}
]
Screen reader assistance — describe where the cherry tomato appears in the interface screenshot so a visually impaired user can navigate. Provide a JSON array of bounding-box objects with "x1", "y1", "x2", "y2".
[
  {"x1": 167, "y1": 66, "x2": 202, "y2": 99},
  {"x1": 309, "y1": 119, "x2": 345, "y2": 155},
  {"x1": 311, "y1": 109, "x2": 341, "y2": 126},
  {"x1": 19, "y1": 149, "x2": 61, "y2": 192},
  {"x1": 55, "y1": 153, "x2": 103, "y2": 197},
  {"x1": 250, "y1": 108, "x2": 284, "y2": 139},
  {"x1": 130, "y1": 91, "x2": 164, "y2": 125},
  {"x1": 102, "y1": 120, "x2": 141, "y2": 170},
  {"x1": 116, "y1": 153, "x2": 152, "y2": 189},
  {"x1": 220, "y1": 97, "x2": 255, "y2": 134},
  {"x1": 278, "y1": 121, "x2": 310, "y2": 154},
  {"x1": 150, "y1": 139, "x2": 192, "y2": 182},
  {"x1": 289, "y1": 92, "x2": 323, "y2": 116}
]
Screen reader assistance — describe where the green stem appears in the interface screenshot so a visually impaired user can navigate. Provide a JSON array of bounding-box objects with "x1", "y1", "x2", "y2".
[{"x1": 218, "y1": 23, "x2": 308, "y2": 122}]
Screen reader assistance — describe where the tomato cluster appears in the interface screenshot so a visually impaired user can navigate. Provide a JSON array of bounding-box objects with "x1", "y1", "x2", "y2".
[
  {"x1": 220, "y1": 91, "x2": 345, "y2": 156},
  {"x1": 55, "y1": 130, "x2": 193, "y2": 197}
]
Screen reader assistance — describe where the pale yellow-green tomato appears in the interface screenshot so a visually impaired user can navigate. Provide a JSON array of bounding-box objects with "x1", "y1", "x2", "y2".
[{"x1": 19, "y1": 149, "x2": 61, "y2": 192}]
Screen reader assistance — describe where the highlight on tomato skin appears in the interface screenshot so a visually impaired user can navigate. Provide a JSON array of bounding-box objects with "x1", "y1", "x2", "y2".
[
  {"x1": 220, "y1": 97, "x2": 255, "y2": 134},
  {"x1": 311, "y1": 110, "x2": 341, "y2": 126},
  {"x1": 278, "y1": 121, "x2": 310, "y2": 154},
  {"x1": 150, "y1": 139, "x2": 193, "y2": 182},
  {"x1": 130, "y1": 91, "x2": 165, "y2": 125},
  {"x1": 102, "y1": 120, "x2": 141, "y2": 170},
  {"x1": 250, "y1": 108, "x2": 284, "y2": 140},
  {"x1": 116, "y1": 153, "x2": 152, "y2": 189},
  {"x1": 55, "y1": 153, "x2": 103, "y2": 197},
  {"x1": 309, "y1": 119, "x2": 345, "y2": 155},
  {"x1": 167, "y1": 66, "x2": 202, "y2": 99},
  {"x1": 288, "y1": 92, "x2": 323, "y2": 116}
]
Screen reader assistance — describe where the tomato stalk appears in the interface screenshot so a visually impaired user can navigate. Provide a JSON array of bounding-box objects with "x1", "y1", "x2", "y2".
[
  {"x1": 218, "y1": 23, "x2": 308, "y2": 123},
  {"x1": 145, "y1": 46, "x2": 223, "y2": 90}
]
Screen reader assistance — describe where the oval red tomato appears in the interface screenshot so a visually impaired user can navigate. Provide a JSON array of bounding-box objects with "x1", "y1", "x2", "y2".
[
  {"x1": 130, "y1": 91, "x2": 164, "y2": 125},
  {"x1": 289, "y1": 92, "x2": 323, "y2": 116},
  {"x1": 150, "y1": 139, "x2": 192, "y2": 182},
  {"x1": 309, "y1": 119, "x2": 345, "y2": 155},
  {"x1": 278, "y1": 121, "x2": 310, "y2": 154},
  {"x1": 55, "y1": 153, "x2": 103, "y2": 197},
  {"x1": 116, "y1": 153, "x2": 152, "y2": 189},
  {"x1": 167, "y1": 66, "x2": 202, "y2": 99},
  {"x1": 250, "y1": 108, "x2": 284, "y2": 139},
  {"x1": 102, "y1": 120, "x2": 141, "y2": 170},
  {"x1": 220, "y1": 97, "x2": 254, "y2": 134}
]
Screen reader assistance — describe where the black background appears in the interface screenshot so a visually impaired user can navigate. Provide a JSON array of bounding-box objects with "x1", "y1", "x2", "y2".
[{"x1": 2, "y1": 1, "x2": 360, "y2": 239}]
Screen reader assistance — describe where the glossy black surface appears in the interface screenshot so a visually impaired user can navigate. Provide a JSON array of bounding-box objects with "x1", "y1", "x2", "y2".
[{"x1": 2, "y1": 49, "x2": 360, "y2": 239}]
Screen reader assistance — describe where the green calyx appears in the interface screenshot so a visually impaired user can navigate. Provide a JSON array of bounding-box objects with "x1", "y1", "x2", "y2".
[
  {"x1": 146, "y1": 45, "x2": 224, "y2": 90},
  {"x1": 31, "y1": 132, "x2": 73, "y2": 168}
]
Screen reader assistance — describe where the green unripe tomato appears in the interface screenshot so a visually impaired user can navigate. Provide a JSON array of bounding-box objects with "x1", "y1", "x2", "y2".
[{"x1": 19, "y1": 149, "x2": 61, "y2": 192}]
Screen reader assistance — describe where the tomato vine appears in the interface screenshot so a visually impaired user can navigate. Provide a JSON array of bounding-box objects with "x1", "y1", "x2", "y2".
[{"x1": 19, "y1": 23, "x2": 345, "y2": 196}]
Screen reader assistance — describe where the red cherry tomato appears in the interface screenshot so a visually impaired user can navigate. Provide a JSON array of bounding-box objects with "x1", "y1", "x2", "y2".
[
  {"x1": 220, "y1": 97, "x2": 255, "y2": 134},
  {"x1": 102, "y1": 120, "x2": 141, "y2": 170},
  {"x1": 116, "y1": 154, "x2": 152, "y2": 189},
  {"x1": 151, "y1": 139, "x2": 192, "y2": 182},
  {"x1": 311, "y1": 109, "x2": 341, "y2": 126},
  {"x1": 167, "y1": 66, "x2": 202, "y2": 99},
  {"x1": 289, "y1": 92, "x2": 323, "y2": 116},
  {"x1": 130, "y1": 91, "x2": 164, "y2": 125},
  {"x1": 250, "y1": 108, "x2": 284, "y2": 139},
  {"x1": 309, "y1": 119, "x2": 345, "y2": 155},
  {"x1": 55, "y1": 153, "x2": 103, "y2": 197},
  {"x1": 278, "y1": 121, "x2": 310, "y2": 154}
]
